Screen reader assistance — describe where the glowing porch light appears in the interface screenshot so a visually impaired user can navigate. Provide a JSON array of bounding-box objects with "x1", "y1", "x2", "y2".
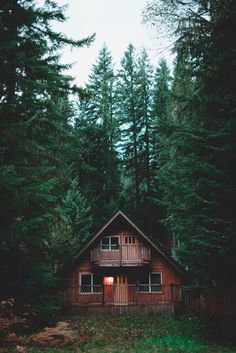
[{"x1": 104, "y1": 276, "x2": 114, "y2": 285}]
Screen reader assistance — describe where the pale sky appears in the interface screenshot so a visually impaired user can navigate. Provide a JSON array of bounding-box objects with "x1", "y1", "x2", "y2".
[{"x1": 53, "y1": 0, "x2": 173, "y2": 86}]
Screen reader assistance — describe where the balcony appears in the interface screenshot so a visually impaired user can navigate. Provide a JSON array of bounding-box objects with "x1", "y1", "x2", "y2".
[{"x1": 90, "y1": 244, "x2": 151, "y2": 267}]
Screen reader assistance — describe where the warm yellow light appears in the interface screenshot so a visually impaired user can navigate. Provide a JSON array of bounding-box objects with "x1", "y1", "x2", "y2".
[{"x1": 104, "y1": 276, "x2": 114, "y2": 285}]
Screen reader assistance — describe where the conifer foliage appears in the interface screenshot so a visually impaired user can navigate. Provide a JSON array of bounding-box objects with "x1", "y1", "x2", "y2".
[
  {"x1": 0, "y1": 0, "x2": 93, "y2": 303},
  {"x1": 74, "y1": 45, "x2": 120, "y2": 225},
  {"x1": 49, "y1": 179, "x2": 93, "y2": 270},
  {"x1": 144, "y1": 0, "x2": 236, "y2": 290},
  {"x1": 1, "y1": 0, "x2": 235, "y2": 310},
  {"x1": 118, "y1": 44, "x2": 142, "y2": 209}
]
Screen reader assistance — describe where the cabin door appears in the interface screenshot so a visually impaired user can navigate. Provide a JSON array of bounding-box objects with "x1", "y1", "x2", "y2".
[
  {"x1": 114, "y1": 275, "x2": 129, "y2": 304},
  {"x1": 103, "y1": 275, "x2": 129, "y2": 304},
  {"x1": 103, "y1": 276, "x2": 114, "y2": 304}
]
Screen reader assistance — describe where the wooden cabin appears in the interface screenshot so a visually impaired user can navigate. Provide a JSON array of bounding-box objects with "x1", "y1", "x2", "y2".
[{"x1": 60, "y1": 210, "x2": 185, "y2": 314}]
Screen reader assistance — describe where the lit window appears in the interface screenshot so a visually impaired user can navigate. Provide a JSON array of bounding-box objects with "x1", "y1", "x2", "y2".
[
  {"x1": 139, "y1": 272, "x2": 162, "y2": 293},
  {"x1": 104, "y1": 276, "x2": 114, "y2": 285}
]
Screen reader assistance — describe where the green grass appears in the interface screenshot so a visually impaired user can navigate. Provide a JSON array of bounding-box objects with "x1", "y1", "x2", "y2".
[{"x1": 1, "y1": 314, "x2": 236, "y2": 353}]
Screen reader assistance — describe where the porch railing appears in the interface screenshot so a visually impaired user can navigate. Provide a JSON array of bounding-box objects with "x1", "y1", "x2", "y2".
[
  {"x1": 59, "y1": 284, "x2": 182, "y2": 306},
  {"x1": 90, "y1": 244, "x2": 151, "y2": 266}
]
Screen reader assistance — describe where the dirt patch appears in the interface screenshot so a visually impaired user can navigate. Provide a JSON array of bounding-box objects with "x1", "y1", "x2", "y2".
[{"x1": 29, "y1": 321, "x2": 75, "y2": 347}]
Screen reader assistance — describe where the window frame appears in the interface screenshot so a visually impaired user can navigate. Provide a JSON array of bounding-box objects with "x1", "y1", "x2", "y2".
[
  {"x1": 125, "y1": 235, "x2": 136, "y2": 244},
  {"x1": 80, "y1": 273, "x2": 103, "y2": 294},
  {"x1": 138, "y1": 272, "x2": 163, "y2": 293},
  {"x1": 100, "y1": 235, "x2": 120, "y2": 251}
]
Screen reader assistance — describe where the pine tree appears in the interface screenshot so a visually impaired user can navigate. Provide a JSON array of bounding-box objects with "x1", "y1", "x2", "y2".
[
  {"x1": 144, "y1": 0, "x2": 236, "y2": 290},
  {"x1": 137, "y1": 49, "x2": 153, "y2": 199},
  {"x1": 152, "y1": 58, "x2": 171, "y2": 165},
  {"x1": 49, "y1": 179, "x2": 93, "y2": 269},
  {"x1": 135, "y1": 49, "x2": 160, "y2": 235},
  {"x1": 118, "y1": 44, "x2": 142, "y2": 210},
  {"x1": 73, "y1": 121, "x2": 120, "y2": 226},
  {"x1": 84, "y1": 44, "x2": 118, "y2": 143},
  {"x1": 73, "y1": 46, "x2": 120, "y2": 224},
  {"x1": 118, "y1": 46, "x2": 166, "y2": 238},
  {"x1": 149, "y1": 58, "x2": 173, "y2": 248},
  {"x1": 0, "y1": 0, "x2": 94, "y2": 303},
  {"x1": 157, "y1": 60, "x2": 198, "y2": 252}
]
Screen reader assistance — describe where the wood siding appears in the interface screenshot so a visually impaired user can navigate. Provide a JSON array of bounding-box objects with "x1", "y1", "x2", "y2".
[
  {"x1": 151, "y1": 250, "x2": 181, "y2": 286},
  {"x1": 59, "y1": 284, "x2": 182, "y2": 307},
  {"x1": 62, "y1": 215, "x2": 183, "y2": 308},
  {"x1": 90, "y1": 230, "x2": 151, "y2": 267},
  {"x1": 64, "y1": 248, "x2": 181, "y2": 306}
]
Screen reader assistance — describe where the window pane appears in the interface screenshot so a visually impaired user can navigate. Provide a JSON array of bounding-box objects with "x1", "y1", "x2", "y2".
[
  {"x1": 111, "y1": 237, "x2": 119, "y2": 249},
  {"x1": 139, "y1": 273, "x2": 149, "y2": 284},
  {"x1": 93, "y1": 274, "x2": 103, "y2": 294},
  {"x1": 101, "y1": 237, "x2": 109, "y2": 249},
  {"x1": 102, "y1": 245, "x2": 109, "y2": 250},
  {"x1": 93, "y1": 274, "x2": 103, "y2": 285},
  {"x1": 81, "y1": 274, "x2": 92, "y2": 293},
  {"x1": 151, "y1": 284, "x2": 162, "y2": 292},
  {"x1": 150, "y1": 273, "x2": 161, "y2": 285},
  {"x1": 150, "y1": 273, "x2": 162, "y2": 292},
  {"x1": 139, "y1": 285, "x2": 149, "y2": 292},
  {"x1": 81, "y1": 274, "x2": 91, "y2": 286}
]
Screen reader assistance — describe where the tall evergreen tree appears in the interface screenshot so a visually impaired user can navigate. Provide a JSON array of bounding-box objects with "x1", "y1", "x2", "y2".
[
  {"x1": 149, "y1": 58, "x2": 173, "y2": 248},
  {"x1": 74, "y1": 47, "x2": 120, "y2": 224},
  {"x1": 137, "y1": 49, "x2": 153, "y2": 199},
  {"x1": 87, "y1": 45, "x2": 120, "y2": 207},
  {"x1": 49, "y1": 179, "x2": 93, "y2": 270},
  {"x1": 152, "y1": 58, "x2": 171, "y2": 165},
  {"x1": 144, "y1": 0, "x2": 236, "y2": 290},
  {"x1": 118, "y1": 44, "x2": 142, "y2": 210},
  {"x1": 75, "y1": 45, "x2": 119, "y2": 224},
  {"x1": 118, "y1": 46, "x2": 165, "y2": 239},
  {"x1": 135, "y1": 49, "x2": 161, "y2": 235},
  {"x1": 72, "y1": 119, "x2": 120, "y2": 226},
  {"x1": 0, "y1": 0, "x2": 93, "y2": 302},
  {"x1": 157, "y1": 60, "x2": 198, "y2": 252},
  {"x1": 82, "y1": 45, "x2": 117, "y2": 138}
]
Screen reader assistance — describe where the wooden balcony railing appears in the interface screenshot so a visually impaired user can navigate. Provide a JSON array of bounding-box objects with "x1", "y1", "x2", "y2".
[
  {"x1": 90, "y1": 244, "x2": 151, "y2": 266},
  {"x1": 59, "y1": 284, "x2": 182, "y2": 306}
]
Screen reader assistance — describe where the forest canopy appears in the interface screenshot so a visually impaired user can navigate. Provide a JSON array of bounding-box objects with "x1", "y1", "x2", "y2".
[{"x1": 0, "y1": 0, "x2": 235, "y2": 310}]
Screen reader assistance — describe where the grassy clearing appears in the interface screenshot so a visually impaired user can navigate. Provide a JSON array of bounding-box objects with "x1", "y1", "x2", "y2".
[{"x1": 1, "y1": 314, "x2": 236, "y2": 353}]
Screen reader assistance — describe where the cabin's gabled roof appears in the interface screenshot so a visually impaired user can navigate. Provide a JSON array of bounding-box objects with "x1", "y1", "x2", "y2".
[{"x1": 72, "y1": 210, "x2": 186, "y2": 276}]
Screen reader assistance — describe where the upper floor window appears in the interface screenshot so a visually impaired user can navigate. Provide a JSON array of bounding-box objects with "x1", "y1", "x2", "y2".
[
  {"x1": 101, "y1": 236, "x2": 119, "y2": 250},
  {"x1": 125, "y1": 235, "x2": 136, "y2": 244}
]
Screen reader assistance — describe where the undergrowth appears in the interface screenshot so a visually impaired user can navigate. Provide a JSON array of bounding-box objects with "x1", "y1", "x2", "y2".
[{"x1": 1, "y1": 314, "x2": 236, "y2": 353}]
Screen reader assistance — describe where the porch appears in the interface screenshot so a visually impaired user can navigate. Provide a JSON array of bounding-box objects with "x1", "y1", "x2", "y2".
[{"x1": 59, "y1": 284, "x2": 182, "y2": 308}]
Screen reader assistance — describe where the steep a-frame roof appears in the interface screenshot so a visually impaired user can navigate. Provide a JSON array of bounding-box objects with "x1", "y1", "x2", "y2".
[{"x1": 72, "y1": 210, "x2": 186, "y2": 276}]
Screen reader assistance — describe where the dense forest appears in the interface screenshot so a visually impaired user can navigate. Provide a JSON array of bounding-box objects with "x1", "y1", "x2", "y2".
[{"x1": 0, "y1": 0, "x2": 235, "y2": 311}]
